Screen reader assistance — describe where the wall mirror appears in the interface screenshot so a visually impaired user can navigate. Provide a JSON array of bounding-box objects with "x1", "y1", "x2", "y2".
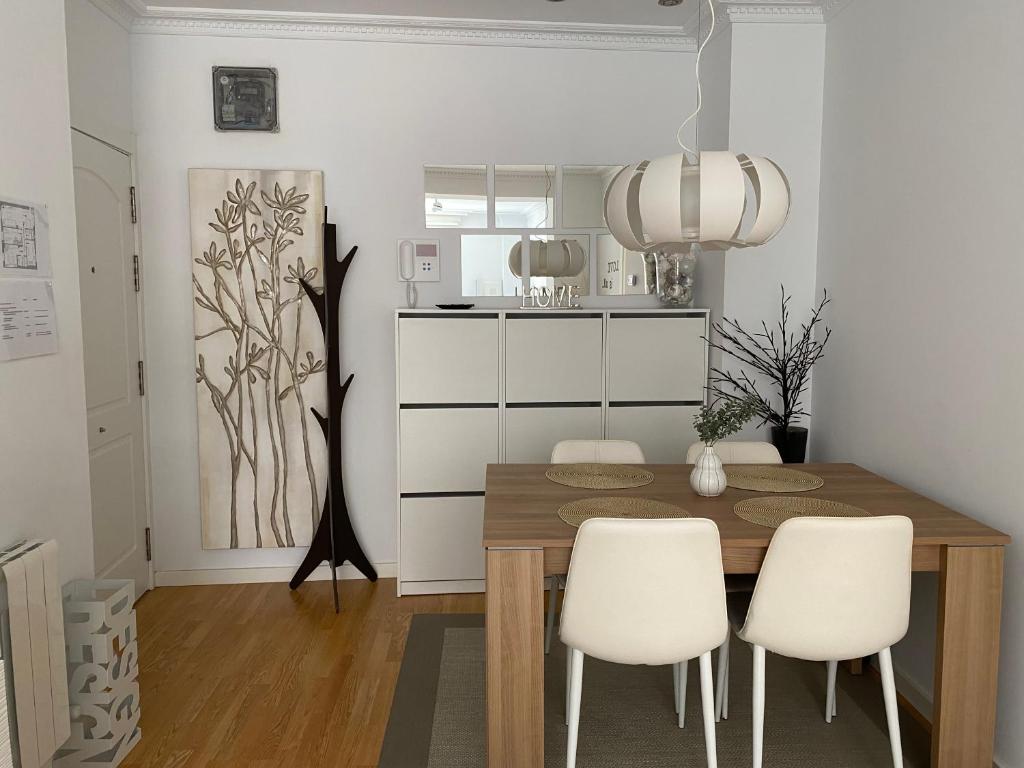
[
  {"x1": 460, "y1": 234, "x2": 522, "y2": 296},
  {"x1": 494, "y1": 165, "x2": 554, "y2": 228},
  {"x1": 512, "y1": 235, "x2": 590, "y2": 296},
  {"x1": 424, "y1": 165, "x2": 488, "y2": 228},
  {"x1": 596, "y1": 234, "x2": 653, "y2": 296},
  {"x1": 561, "y1": 165, "x2": 622, "y2": 228}
]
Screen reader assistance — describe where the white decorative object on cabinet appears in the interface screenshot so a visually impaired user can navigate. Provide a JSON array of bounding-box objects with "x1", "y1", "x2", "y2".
[
  {"x1": 56, "y1": 580, "x2": 140, "y2": 767},
  {"x1": 395, "y1": 309, "x2": 709, "y2": 595}
]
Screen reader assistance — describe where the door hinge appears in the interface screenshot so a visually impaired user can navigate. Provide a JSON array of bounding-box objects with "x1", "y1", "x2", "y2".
[
  {"x1": 145, "y1": 527, "x2": 152, "y2": 562},
  {"x1": 137, "y1": 360, "x2": 145, "y2": 396},
  {"x1": 132, "y1": 254, "x2": 140, "y2": 292},
  {"x1": 129, "y1": 186, "x2": 137, "y2": 224}
]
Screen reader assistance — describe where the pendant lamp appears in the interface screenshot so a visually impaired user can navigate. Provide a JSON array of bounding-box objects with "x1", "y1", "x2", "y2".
[{"x1": 604, "y1": 0, "x2": 790, "y2": 253}]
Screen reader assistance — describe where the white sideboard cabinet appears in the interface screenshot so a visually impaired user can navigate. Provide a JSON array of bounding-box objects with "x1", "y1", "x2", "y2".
[{"x1": 395, "y1": 308, "x2": 708, "y2": 595}]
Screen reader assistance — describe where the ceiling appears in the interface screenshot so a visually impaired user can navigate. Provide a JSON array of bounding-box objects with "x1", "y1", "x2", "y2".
[{"x1": 143, "y1": 0, "x2": 694, "y2": 26}]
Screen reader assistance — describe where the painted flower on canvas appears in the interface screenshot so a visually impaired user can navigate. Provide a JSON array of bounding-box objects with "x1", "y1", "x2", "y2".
[{"x1": 189, "y1": 169, "x2": 327, "y2": 550}]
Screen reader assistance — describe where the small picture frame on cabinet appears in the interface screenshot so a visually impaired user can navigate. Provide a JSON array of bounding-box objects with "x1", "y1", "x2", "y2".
[{"x1": 212, "y1": 66, "x2": 279, "y2": 132}]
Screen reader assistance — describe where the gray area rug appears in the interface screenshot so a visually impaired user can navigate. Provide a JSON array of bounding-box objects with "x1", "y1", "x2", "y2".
[{"x1": 380, "y1": 615, "x2": 929, "y2": 768}]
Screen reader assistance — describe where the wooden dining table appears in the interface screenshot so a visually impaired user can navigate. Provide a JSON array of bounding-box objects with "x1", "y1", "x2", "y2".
[{"x1": 482, "y1": 462, "x2": 1010, "y2": 768}]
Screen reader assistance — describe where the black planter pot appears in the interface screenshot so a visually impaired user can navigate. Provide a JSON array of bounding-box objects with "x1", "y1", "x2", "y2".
[{"x1": 771, "y1": 426, "x2": 809, "y2": 464}]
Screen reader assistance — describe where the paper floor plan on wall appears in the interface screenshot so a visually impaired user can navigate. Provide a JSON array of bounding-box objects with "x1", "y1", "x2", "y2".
[
  {"x1": 0, "y1": 280, "x2": 58, "y2": 361},
  {"x1": 0, "y1": 196, "x2": 52, "y2": 278},
  {"x1": 189, "y1": 169, "x2": 327, "y2": 550}
]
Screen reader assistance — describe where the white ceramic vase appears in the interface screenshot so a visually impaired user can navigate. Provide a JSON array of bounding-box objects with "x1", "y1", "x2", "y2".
[{"x1": 690, "y1": 444, "x2": 727, "y2": 497}]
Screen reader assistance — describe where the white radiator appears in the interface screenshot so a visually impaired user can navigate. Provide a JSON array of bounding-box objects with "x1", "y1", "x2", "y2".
[{"x1": 0, "y1": 541, "x2": 70, "y2": 768}]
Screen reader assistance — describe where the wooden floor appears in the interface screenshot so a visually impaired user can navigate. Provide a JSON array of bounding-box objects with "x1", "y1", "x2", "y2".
[{"x1": 122, "y1": 579, "x2": 483, "y2": 768}]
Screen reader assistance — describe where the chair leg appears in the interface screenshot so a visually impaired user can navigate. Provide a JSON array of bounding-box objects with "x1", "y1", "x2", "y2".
[
  {"x1": 878, "y1": 647, "x2": 904, "y2": 768},
  {"x1": 565, "y1": 644, "x2": 571, "y2": 726},
  {"x1": 752, "y1": 645, "x2": 766, "y2": 768},
  {"x1": 825, "y1": 660, "x2": 838, "y2": 723},
  {"x1": 677, "y1": 660, "x2": 688, "y2": 729},
  {"x1": 699, "y1": 651, "x2": 718, "y2": 768},
  {"x1": 566, "y1": 648, "x2": 584, "y2": 768},
  {"x1": 545, "y1": 577, "x2": 558, "y2": 655},
  {"x1": 722, "y1": 649, "x2": 729, "y2": 720},
  {"x1": 673, "y1": 661, "x2": 680, "y2": 714},
  {"x1": 715, "y1": 631, "x2": 730, "y2": 722}
]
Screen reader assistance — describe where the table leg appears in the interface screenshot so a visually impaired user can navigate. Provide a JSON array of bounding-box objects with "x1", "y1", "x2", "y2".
[
  {"x1": 486, "y1": 547, "x2": 544, "y2": 768},
  {"x1": 932, "y1": 545, "x2": 1004, "y2": 767}
]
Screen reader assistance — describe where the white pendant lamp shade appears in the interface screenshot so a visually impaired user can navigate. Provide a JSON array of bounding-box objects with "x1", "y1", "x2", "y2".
[
  {"x1": 604, "y1": 151, "x2": 791, "y2": 252},
  {"x1": 508, "y1": 238, "x2": 587, "y2": 279}
]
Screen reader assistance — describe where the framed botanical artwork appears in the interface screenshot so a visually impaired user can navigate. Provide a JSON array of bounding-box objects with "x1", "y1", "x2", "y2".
[
  {"x1": 188, "y1": 168, "x2": 325, "y2": 549},
  {"x1": 212, "y1": 66, "x2": 279, "y2": 132}
]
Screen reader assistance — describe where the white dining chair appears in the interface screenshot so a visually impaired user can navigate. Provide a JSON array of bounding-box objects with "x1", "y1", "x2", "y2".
[
  {"x1": 685, "y1": 440, "x2": 783, "y2": 465},
  {"x1": 552, "y1": 439, "x2": 647, "y2": 465},
  {"x1": 681, "y1": 440, "x2": 784, "y2": 722},
  {"x1": 726, "y1": 516, "x2": 913, "y2": 768},
  {"x1": 560, "y1": 517, "x2": 729, "y2": 768},
  {"x1": 545, "y1": 440, "x2": 646, "y2": 655}
]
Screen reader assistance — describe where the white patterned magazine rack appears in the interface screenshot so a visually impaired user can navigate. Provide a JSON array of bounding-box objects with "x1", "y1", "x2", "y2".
[{"x1": 55, "y1": 581, "x2": 140, "y2": 767}]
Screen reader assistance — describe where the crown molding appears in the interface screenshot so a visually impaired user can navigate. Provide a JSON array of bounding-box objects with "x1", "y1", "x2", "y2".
[
  {"x1": 132, "y1": 8, "x2": 696, "y2": 52},
  {"x1": 723, "y1": 1, "x2": 825, "y2": 24},
  {"x1": 85, "y1": 0, "x2": 146, "y2": 30},
  {"x1": 822, "y1": 0, "x2": 856, "y2": 21},
  {"x1": 684, "y1": 0, "x2": 842, "y2": 40}
]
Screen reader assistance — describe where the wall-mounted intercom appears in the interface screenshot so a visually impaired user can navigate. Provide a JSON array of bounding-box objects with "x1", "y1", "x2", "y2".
[{"x1": 397, "y1": 239, "x2": 440, "y2": 283}]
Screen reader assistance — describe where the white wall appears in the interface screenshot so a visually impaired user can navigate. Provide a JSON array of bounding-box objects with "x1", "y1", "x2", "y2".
[
  {"x1": 701, "y1": 22, "x2": 826, "y2": 440},
  {"x1": 65, "y1": 0, "x2": 134, "y2": 149},
  {"x1": 693, "y1": 25, "x2": 731, "y2": 345},
  {"x1": 132, "y1": 32, "x2": 694, "y2": 578},
  {"x1": 0, "y1": 0, "x2": 94, "y2": 582},
  {"x1": 813, "y1": 1, "x2": 1024, "y2": 765}
]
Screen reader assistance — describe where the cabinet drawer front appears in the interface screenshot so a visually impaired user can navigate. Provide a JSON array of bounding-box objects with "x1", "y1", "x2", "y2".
[
  {"x1": 401, "y1": 496, "x2": 485, "y2": 582},
  {"x1": 399, "y1": 317, "x2": 499, "y2": 404},
  {"x1": 505, "y1": 406, "x2": 603, "y2": 463},
  {"x1": 607, "y1": 405, "x2": 700, "y2": 463},
  {"x1": 607, "y1": 316, "x2": 706, "y2": 402},
  {"x1": 399, "y1": 407, "x2": 499, "y2": 493},
  {"x1": 505, "y1": 316, "x2": 603, "y2": 403}
]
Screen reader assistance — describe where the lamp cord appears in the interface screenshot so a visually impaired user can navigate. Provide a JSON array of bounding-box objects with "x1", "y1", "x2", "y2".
[{"x1": 676, "y1": 0, "x2": 716, "y2": 155}]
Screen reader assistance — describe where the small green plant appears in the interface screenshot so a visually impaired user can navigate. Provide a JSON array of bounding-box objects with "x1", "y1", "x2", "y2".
[{"x1": 693, "y1": 396, "x2": 758, "y2": 446}]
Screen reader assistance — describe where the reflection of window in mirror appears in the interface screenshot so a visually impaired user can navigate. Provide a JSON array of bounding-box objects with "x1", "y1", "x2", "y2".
[
  {"x1": 494, "y1": 165, "x2": 554, "y2": 229},
  {"x1": 424, "y1": 165, "x2": 488, "y2": 228},
  {"x1": 561, "y1": 165, "x2": 623, "y2": 228},
  {"x1": 597, "y1": 234, "x2": 652, "y2": 296},
  {"x1": 460, "y1": 234, "x2": 523, "y2": 297}
]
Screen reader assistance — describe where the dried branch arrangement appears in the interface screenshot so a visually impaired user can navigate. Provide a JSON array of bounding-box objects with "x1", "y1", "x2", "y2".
[{"x1": 705, "y1": 286, "x2": 831, "y2": 429}]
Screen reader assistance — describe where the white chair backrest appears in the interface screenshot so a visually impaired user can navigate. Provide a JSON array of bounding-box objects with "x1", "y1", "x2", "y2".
[
  {"x1": 740, "y1": 516, "x2": 913, "y2": 661},
  {"x1": 559, "y1": 518, "x2": 728, "y2": 665},
  {"x1": 685, "y1": 441, "x2": 782, "y2": 465},
  {"x1": 551, "y1": 440, "x2": 645, "y2": 464}
]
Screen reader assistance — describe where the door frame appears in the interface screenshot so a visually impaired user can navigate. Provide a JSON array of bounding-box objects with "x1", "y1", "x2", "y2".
[{"x1": 71, "y1": 126, "x2": 154, "y2": 595}]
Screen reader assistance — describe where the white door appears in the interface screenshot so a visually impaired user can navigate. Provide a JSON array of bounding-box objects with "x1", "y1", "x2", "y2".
[{"x1": 72, "y1": 131, "x2": 150, "y2": 597}]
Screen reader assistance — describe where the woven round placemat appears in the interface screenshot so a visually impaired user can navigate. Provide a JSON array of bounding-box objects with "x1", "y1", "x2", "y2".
[
  {"x1": 545, "y1": 463, "x2": 655, "y2": 490},
  {"x1": 734, "y1": 496, "x2": 869, "y2": 529},
  {"x1": 557, "y1": 497, "x2": 690, "y2": 528},
  {"x1": 726, "y1": 465, "x2": 824, "y2": 493}
]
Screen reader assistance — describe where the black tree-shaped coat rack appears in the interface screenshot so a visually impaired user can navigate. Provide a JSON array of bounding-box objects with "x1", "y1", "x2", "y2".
[{"x1": 290, "y1": 217, "x2": 376, "y2": 611}]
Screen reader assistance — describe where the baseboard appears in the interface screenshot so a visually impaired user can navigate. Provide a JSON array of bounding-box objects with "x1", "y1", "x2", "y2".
[
  {"x1": 398, "y1": 579, "x2": 485, "y2": 596},
  {"x1": 154, "y1": 561, "x2": 397, "y2": 586}
]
